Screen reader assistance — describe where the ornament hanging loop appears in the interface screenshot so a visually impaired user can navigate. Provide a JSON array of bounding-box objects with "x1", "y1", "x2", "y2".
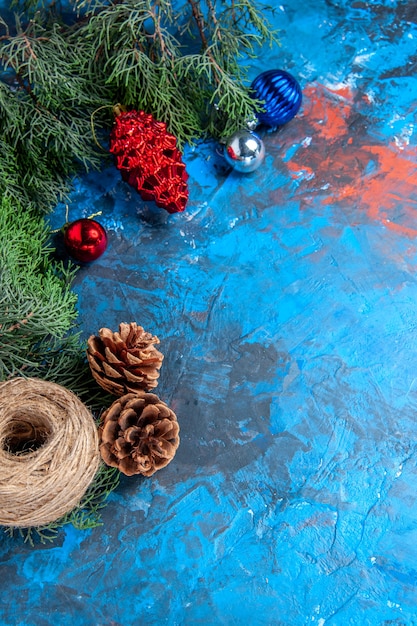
[
  {"x1": 90, "y1": 104, "x2": 126, "y2": 152},
  {"x1": 87, "y1": 210, "x2": 103, "y2": 221}
]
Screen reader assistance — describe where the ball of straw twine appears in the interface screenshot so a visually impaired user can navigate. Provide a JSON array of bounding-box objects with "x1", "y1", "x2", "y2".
[{"x1": 0, "y1": 377, "x2": 100, "y2": 528}]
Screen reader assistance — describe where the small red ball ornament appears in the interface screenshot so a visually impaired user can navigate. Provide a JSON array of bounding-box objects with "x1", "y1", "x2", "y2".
[{"x1": 64, "y1": 218, "x2": 108, "y2": 263}]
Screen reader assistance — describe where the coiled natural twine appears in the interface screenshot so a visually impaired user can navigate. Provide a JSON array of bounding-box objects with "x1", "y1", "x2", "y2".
[{"x1": 0, "y1": 378, "x2": 100, "y2": 528}]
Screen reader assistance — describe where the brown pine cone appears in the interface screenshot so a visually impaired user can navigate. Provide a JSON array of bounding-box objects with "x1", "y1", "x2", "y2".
[
  {"x1": 99, "y1": 392, "x2": 180, "y2": 476},
  {"x1": 86, "y1": 322, "x2": 163, "y2": 396}
]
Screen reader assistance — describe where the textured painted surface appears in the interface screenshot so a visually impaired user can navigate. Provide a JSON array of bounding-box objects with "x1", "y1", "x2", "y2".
[{"x1": 2, "y1": 1, "x2": 417, "y2": 624}]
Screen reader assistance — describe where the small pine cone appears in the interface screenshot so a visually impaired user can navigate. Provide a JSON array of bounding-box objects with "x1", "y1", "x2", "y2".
[
  {"x1": 99, "y1": 392, "x2": 180, "y2": 476},
  {"x1": 86, "y1": 322, "x2": 163, "y2": 396}
]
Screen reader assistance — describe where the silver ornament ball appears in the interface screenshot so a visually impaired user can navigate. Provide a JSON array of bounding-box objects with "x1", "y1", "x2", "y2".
[{"x1": 223, "y1": 129, "x2": 265, "y2": 173}]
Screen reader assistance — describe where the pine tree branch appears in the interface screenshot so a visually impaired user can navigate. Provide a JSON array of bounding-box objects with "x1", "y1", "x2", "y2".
[
  {"x1": 187, "y1": 0, "x2": 208, "y2": 49},
  {"x1": 1, "y1": 0, "x2": 279, "y2": 208}
]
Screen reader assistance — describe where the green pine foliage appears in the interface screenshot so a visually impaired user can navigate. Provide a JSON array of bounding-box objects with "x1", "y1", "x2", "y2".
[
  {"x1": 0, "y1": 195, "x2": 78, "y2": 377},
  {"x1": 1, "y1": 0, "x2": 278, "y2": 212},
  {"x1": 0, "y1": 193, "x2": 117, "y2": 399}
]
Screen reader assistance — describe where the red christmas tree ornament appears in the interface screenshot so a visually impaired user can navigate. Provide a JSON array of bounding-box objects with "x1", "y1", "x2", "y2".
[
  {"x1": 64, "y1": 218, "x2": 108, "y2": 263},
  {"x1": 109, "y1": 109, "x2": 189, "y2": 214}
]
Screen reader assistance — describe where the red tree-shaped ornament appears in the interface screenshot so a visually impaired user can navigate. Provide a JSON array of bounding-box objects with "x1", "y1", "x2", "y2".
[{"x1": 109, "y1": 110, "x2": 189, "y2": 214}]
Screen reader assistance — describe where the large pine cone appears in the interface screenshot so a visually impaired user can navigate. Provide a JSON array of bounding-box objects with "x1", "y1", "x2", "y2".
[
  {"x1": 99, "y1": 393, "x2": 180, "y2": 476},
  {"x1": 86, "y1": 322, "x2": 163, "y2": 396}
]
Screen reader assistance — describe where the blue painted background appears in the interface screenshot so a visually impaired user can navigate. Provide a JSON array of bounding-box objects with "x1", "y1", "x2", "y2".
[{"x1": 2, "y1": 1, "x2": 417, "y2": 624}]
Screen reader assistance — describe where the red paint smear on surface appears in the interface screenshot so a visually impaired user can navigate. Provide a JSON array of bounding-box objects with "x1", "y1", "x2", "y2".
[
  {"x1": 301, "y1": 84, "x2": 353, "y2": 142},
  {"x1": 284, "y1": 83, "x2": 417, "y2": 237}
]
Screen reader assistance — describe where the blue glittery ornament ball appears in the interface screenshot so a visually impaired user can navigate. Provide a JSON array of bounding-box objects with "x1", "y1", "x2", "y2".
[{"x1": 250, "y1": 69, "x2": 302, "y2": 127}]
